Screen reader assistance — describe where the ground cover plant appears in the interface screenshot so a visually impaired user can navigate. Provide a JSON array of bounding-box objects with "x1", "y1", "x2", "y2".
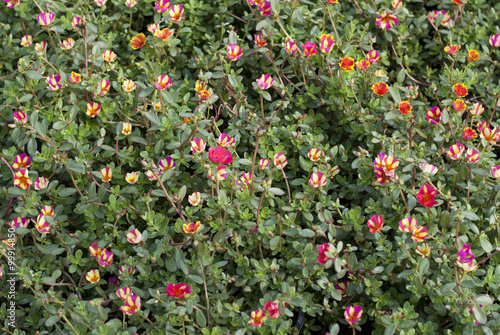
[{"x1": 1, "y1": 0, "x2": 500, "y2": 334}]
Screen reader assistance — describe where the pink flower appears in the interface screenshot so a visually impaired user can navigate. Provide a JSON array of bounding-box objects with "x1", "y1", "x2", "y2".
[
  {"x1": 285, "y1": 40, "x2": 298, "y2": 54},
  {"x1": 446, "y1": 143, "x2": 465, "y2": 160},
  {"x1": 256, "y1": 74, "x2": 274, "y2": 90},
  {"x1": 120, "y1": 295, "x2": 141, "y2": 315},
  {"x1": 412, "y1": 226, "x2": 428, "y2": 243},
  {"x1": 191, "y1": 138, "x2": 206, "y2": 153},
  {"x1": 273, "y1": 152, "x2": 288, "y2": 169},
  {"x1": 155, "y1": 75, "x2": 172, "y2": 90},
  {"x1": 46, "y1": 74, "x2": 62, "y2": 91},
  {"x1": 319, "y1": 34, "x2": 335, "y2": 53},
  {"x1": 254, "y1": 34, "x2": 267, "y2": 47},
  {"x1": 457, "y1": 244, "x2": 474, "y2": 263},
  {"x1": 376, "y1": 12, "x2": 398, "y2": 29},
  {"x1": 367, "y1": 215, "x2": 383, "y2": 234},
  {"x1": 227, "y1": 44, "x2": 243, "y2": 61},
  {"x1": 367, "y1": 50, "x2": 379, "y2": 64},
  {"x1": 37, "y1": 12, "x2": 55, "y2": 26},
  {"x1": 301, "y1": 41, "x2": 318, "y2": 57},
  {"x1": 97, "y1": 250, "x2": 114, "y2": 267},
  {"x1": 257, "y1": 1, "x2": 271, "y2": 16},
  {"x1": 490, "y1": 166, "x2": 500, "y2": 179},
  {"x1": 309, "y1": 172, "x2": 327, "y2": 188},
  {"x1": 12, "y1": 154, "x2": 31, "y2": 170},
  {"x1": 8, "y1": 217, "x2": 29, "y2": 228},
  {"x1": 426, "y1": 106, "x2": 441, "y2": 124},
  {"x1": 317, "y1": 243, "x2": 331, "y2": 264},
  {"x1": 166, "y1": 283, "x2": 191, "y2": 298},
  {"x1": 466, "y1": 148, "x2": 479, "y2": 164},
  {"x1": 490, "y1": 34, "x2": 500, "y2": 48},
  {"x1": 416, "y1": 184, "x2": 438, "y2": 207},
  {"x1": 155, "y1": 0, "x2": 170, "y2": 13},
  {"x1": 71, "y1": 16, "x2": 83, "y2": 29},
  {"x1": 217, "y1": 133, "x2": 235, "y2": 147},
  {"x1": 399, "y1": 217, "x2": 417, "y2": 232},
  {"x1": 208, "y1": 146, "x2": 233, "y2": 164},
  {"x1": 126, "y1": 229, "x2": 142, "y2": 244},
  {"x1": 263, "y1": 301, "x2": 280, "y2": 318},
  {"x1": 35, "y1": 214, "x2": 50, "y2": 234},
  {"x1": 13, "y1": 111, "x2": 27, "y2": 123},
  {"x1": 158, "y1": 156, "x2": 176, "y2": 172},
  {"x1": 336, "y1": 281, "x2": 348, "y2": 296},
  {"x1": 116, "y1": 287, "x2": 132, "y2": 300},
  {"x1": 344, "y1": 305, "x2": 363, "y2": 325},
  {"x1": 169, "y1": 4, "x2": 184, "y2": 23}
]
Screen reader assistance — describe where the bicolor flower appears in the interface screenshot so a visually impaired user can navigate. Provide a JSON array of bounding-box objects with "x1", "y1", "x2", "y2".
[
  {"x1": 399, "y1": 101, "x2": 412, "y2": 114},
  {"x1": 256, "y1": 74, "x2": 274, "y2": 90},
  {"x1": 427, "y1": 10, "x2": 451, "y2": 27},
  {"x1": 367, "y1": 50, "x2": 379, "y2": 64},
  {"x1": 227, "y1": 44, "x2": 243, "y2": 61},
  {"x1": 453, "y1": 99, "x2": 466, "y2": 112},
  {"x1": 158, "y1": 157, "x2": 175, "y2": 173},
  {"x1": 490, "y1": 34, "x2": 500, "y2": 47},
  {"x1": 367, "y1": 215, "x2": 384, "y2": 234},
  {"x1": 188, "y1": 192, "x2": 201, "y2": 206},
  {"x1": 125, "y1": 172, "x2": 138, "y2": 184},
  {"x1": 249, "y1": 309, "x2": 267, "y2": 327},
  {"x1": 355, "y1": 60, "x2": 370, "y2": 70},
  {"x1": 61, "y1": 38, "x2": 75, "y2": 50},
  {"x1": 70, "y1": 72, "x2": 81, "y2": 84},
  {"x1": 340, "y1": 57, "x2": 355, "y2": 71},
  {"x1": 155, "y1": 0, "x2": 170, "y2": 13},
  {"x1": 392, "y1": 0, "x2": 402, "y2": 8},
  {"x1": 126, "y1": 0, "x2": 137, "y2": 7},
  {"x1": 479, "y1": 126, "x2": 499, "y2": 144},
  {"x1": 35, "y1": 41, "x2": 47, "y2": 53},
  {"x1": 191, "y1": 138, "x2": 206, "y2": 153},
  {"x1": 458, "y1": 261, "x2": 478, "y2": 272},
  {"x1": 148, "y1": 23, "x2": 160, "y2": 35},
  {"x1": 446, "y1": 143, "x2": 465, "y2": 160},
  {"x1": 71, "y1": 16, "x2": 83, "y2": 29},
  {"x1": 257, "y1": 1, "x2": 271, "y2": 17},
  {"x1": 317, "y1": 243, "x2": 331, "y2": 264},
  {"x1": 13, "y1": 111, "x2": 27, "y2": 123},
  {"x1": 195, "y1": 80, "x2": 207, "y2": 92},
  {"x1": 86, "y1": 270, "x2": 100, "y2": 283},
  {"x1": 197, "y1": 89, "x2": 213, "y2": 101},
  {"x1": 445, "y1": 45, "x2": 460, "y2": 55},
  {"x1": 100, "y1": 167, "x2": 112, "y2": 182},
  {"x1": 98, "y1": 79, "x2": 110, "y2": 96},
  {"x1": 285, "y1": 40, "x2": 298, "y2": 54},
  {"x1": 145, "y1": 170, "x2": 156, "y2": 181},
  {"x1": 416, "y1": 243, "x2": 431, "y2": 257},
  {"x1": 98, "y1": 250, "x2": 114, "y2": 267},
  {"x1": 457, "y1": 244, "x2": 474, "y2": 263},
  {"x1": 116, "y1": 287, "x2": 132, "y2": 300},
  {"x1": 102, "y1": 50, "x2": 117, "y2": 62},
  {"x1": 119, "y1": 266, "x2": 135, "y2": 277},
  {"x1": 94, "y1": 0, "x2": 108, "y2": 6},
  {"x1": 208, "y1": 146, "x2": 233, "y2": 164},
  {"x1": 183, "y1": 221, "x2": 201, "y2": 234},
  {"x1": 326, "y1": 0, "x2": 338, "y2": 3},
  {"x1": 399, "y1": 217, "x2": 417, "y2": 232},
  {"x1": 308, "y1": 148, "x2": 323, "y2": 162},
  {"x1": 374, "y1": 153, "x2": 399, "y2": 172},
  {"x1": 37, "y1": 12, "x2": 55, "y2": 26},
  {"x1": 155, "y1": 75, "x2": 172, "y2": 90},
  {"x1": 46, "y1": 74, "x2": 62, "y2": 91},
  {"x1": 130, "y1": 33, "x2": 146, "y2": 49},
  {"x1": 122, "y1": 79, "x2": 136, "y2": 93},
  {"x1": 309, "y1": 172, "x2": 327, "y2": 188},
  {"x1": 13, "y1": 154, "x2": 31, "y2": 170},
  {"x1": 9, "y1": 217, "x2": 29, "y2": 228},
  {"x1": 463, "y1": 127, "x2": 477, "y2": 140},
  {"x1": 167, "y1": 283, "x2": 191, "y2": 298},
  {"x1": 215, "y1": 165, "x2": 227, "y2": 180},
  {"x1": 319, "y1": 34, "x2": 335, "y2": 53},
  {"x1": 412, "y1": 226, "x2": 428, "y2": 242},
  {"x1": 169, "y1": 4, "x2": 184, "y2": 23},
  {"x1": 419, "y1": 162, "x2": 438, "y2": 175},
  {"x1": 41, "y1": 205, "x2": 54, "y2": 217},
  {"x1": 4, "y1": 0, "x2": 20, "y2": 8},
  {"x1": 468, "y1": 50, "x2": 479, "y2": 62},
  {"x1": 330, "y1": 165, "x2": 340, "y2": 178},
  {"x1": 453, "y1": 83, "x2": 468, "y2": 97},
  {"x1": 426, "y1": 106, "x2": 441, "y2": 124},
  {"x1": 239, "y1": 172, "x2": 253, "y2": 188},
  {"x1": 89, "y1": 243, "x2": 105, "y2": 258},
  {"x1": 451, "y1": 0, "x2": 466, "y2": 5},
  {"x1": 336, "y1": 281, "x2": 348, "y2": 297},
  {"x1": 273, "y1": 152, "x2": 288, "y2": 169},
  {"x1": 376, "y1": 12, "x2": 398, "y2": 29},
  {"x1": 302, "y1": 41, "x2": 318, "y2": 57},
  {"x1": 254, "y1": 34, "x2": 267, "y2": 47},
  {"x1": 264, "y1": 301, "x2": 279, "y2": 318},
  {"x1": 120, "y1": 295, "x2": 141, "y2": 315},
  {"x1": 86, "y1": 102, "x2": 101, "y2": 118},
  {"x1": 416, "y1": 184, "x2": 438, "y2": 207},
  {"x1": 471, "y1": 103, "x2": 484, "y2": 116},
  {"x1": 372, "y1": 82, "x2": 389, "y2": 96},
  {"x1": 491, "y1": 165, "x2": 500, "y2": 179},
  {"x1": 20, "y1": 35, "x2": 32, "y2": 47},
  {"x1": 345, "y1": 305, "x2": 363, "y2": 325},
  {"x1": 155, "y1": 28, "x2": 173, "y2": 41},
  {"x1": 35, "y1": 214, "x2": 50, "y2": 233},
  {"x1": 465, "y1": 148, "x2": 479, "y2": 164},
  {"x1": 126, "y1": 229, "x2": 142, "y2": 244},
  {"x1": 14, "y1": 169, "x2": 31, "y2": 189}
]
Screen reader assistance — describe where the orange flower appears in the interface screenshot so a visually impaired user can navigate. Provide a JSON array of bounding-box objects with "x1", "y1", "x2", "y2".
[
  {"x1": 372, "y1": 82, "x2": 389, "y2": 96},
  {"x1": 340, "y1": 57, "x2": 355, "y2": 71},
  {"x1": 70, "y1": 72, "x2": 81, "y2": 84},
  {"x1": 412, "y1": 226, "x2": 428, "y2": 243},
  {"x1": 453, "y1": 83, "x2": 468, "y2": 97},
  {"x1": 183, "y1": 221, "x2": 201, "y2": 234},
  {"x1": 130, "y1": 33, "x2": 146, "y2": 49},
  {"x1": 155, "y1": 28, "x2": 173, "y2": 41},
  {"x1": 249, "y1": 309, "x2": 267, "y2": 327},
  {"x1": 453, "y1": 99, "x2": 466, "y2": 112},
  {"x1": 398, "y1": 101, "x2": 412, "y2": 114},
  {"x1": 451, "y1": 0, "x2": 466, "y2": 5},
  {"x1": 462, "y1": 127, "x2": 477, "y2": 140},
  {"x1": 444, "y1": 44, "x2": 460, "y2": 55},
  {"x1": 355, "y1": 60, "x2": 370, "y2": 70},
  {"x1": 468, "y1": 50, "x2": 479, "y2": 62}
]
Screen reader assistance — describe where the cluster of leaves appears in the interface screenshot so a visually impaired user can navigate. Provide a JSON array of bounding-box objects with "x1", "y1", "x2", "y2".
[{"x1": 1, "y1": 0, "x2": 500, "y2": 334}]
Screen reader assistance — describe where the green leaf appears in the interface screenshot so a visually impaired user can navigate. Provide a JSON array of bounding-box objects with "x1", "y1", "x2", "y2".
[
  {"x1": 25, "y1": 70, "x2": 43, "y2": 81},
  {"x1": 299, "y1": 229, "x2": 315, "y2": 237},
  {"x1": 384, "y1": 324, "x2": 396, "y2": 335},
  {"x1": 139, "y1": 87, "x2": 155, "y2": 98},
  {"x1": 480, "y1": 238, "x2": 493, "y2": 253},
  {"x1": 460, "y1": 278, "x2": 475, "y2": 288},
  {"x1": 59, "y1": 188, "x2": 77, "y2": 197},
  {"x1": 269, "y1": 0, "x2": 280, "y2": 14},
  {"x1": 397, "y1": 69, "x2": 405, "y2": 84},
  {"x1": 475, "y1": 294, "x2": 493, "y2": 306},
  {"x1": 397, "y1": 270, "x2": 412, "y2": 278},
  {"x1": 441, "y1": 282, "x2": 456, "y2": 293},
  {"x1": 145, "y1": 112, "x2": 161, "y2": 125},
  {"x1": 8, "y1": 186, "x2": 26, "y2": 196},
  {"x1": 419, "y1": 258, "x2": 429, "y2": 276},
  {"x1": 19, "y1": 94, "x2": 33, "y2": 103},
  {"x1": 196, "y1": 310, "x2": 207, "y2": 328},
  {"x1": 178, "y1": 185, "x2": 187, "y2": 201},
  {"x1": 238, "y1": 158, "x2": 252, "y2": 165},
  {"x1": 473, "y1": 306, "x2": 486, "y2": 325},
  {"x1": 388, "y1": 86, "x2": 401, "y2": 105},
  {"x1": 256, "y1": 19, "x2": 273, "y2": 31},
  {"x1": 45, "y1": 316, "x2": 61, "y2": 327},
  {"x1": 462, "y1": 211, "x2": 478, "y2": 221},
  {"x1": 268, "y1": 187, "x2": 285, "y2": 195},
  {"x1": 291, "y1": 297, "x2": 307, "y2": 307}
]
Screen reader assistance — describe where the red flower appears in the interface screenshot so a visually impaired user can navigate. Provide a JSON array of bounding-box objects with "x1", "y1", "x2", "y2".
[
  {"x1": 263, "y1": 301, "x2": 280, "y2": 318},
  {"x1": 208, "y1": 146, "x2": 233, "y2": 165},
  {"x1": 453, "y1": 83, "x2": 468, "y2": 97},
  {"x1": 416, "y1": 184, "x2": 438, "y2": 207},
  {"x1": 317, "y1": 243, "x2": 331, "y2": 264},
  {"x1": 166, "y1": 283, "x2": 191, "y2": 298},
  {"x1": 372, "y1": 82, "x2": 389, "y2": 96}
]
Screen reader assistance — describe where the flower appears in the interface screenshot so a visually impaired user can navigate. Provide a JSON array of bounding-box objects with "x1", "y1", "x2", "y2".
[
  {"x1": 463, "y1": 128, "x2": 477, "y2": 140},
  {"x1": 126, "y1": 0, "x2": 137, "y2": 7},
  {"x1": 367, "y1": 215, "x2": 384, "y2": 234},
  {"x1": 301, "y1": 41, "x2": 318, "y2": 57},
  {"x1": 490, "y1": 34, "x2": 500, "y2": 47},
  {"x1": 100, "y1": 167, "x2": 112, "y2": 182},
  {"x1": 70, "y1": 72, "x2": 81, "y2": 84},
  {"x1": 412, "y1": 226, "x2": 428, "y2": 242},
  {"x1": 490, "y1": 165, "x2": 500, "y2": 179},
  {"x1": 188, "y1": 192, "x2": 201, "y2": 206},
  {"x1": 86, "y1": 102, "x2": 101, "y2": 118},
  {"x1": 285, "y1": 40, "x2": 298, "y2": 54},
  {"x1": 61, "y1": 38, "x2": 75, "y2": 50},
  {"x1": 336, "y1": 281, "x2": 348, "y2": 296},
  {"x1": 256, "y1": 74, "x2": 274, "y2": 90},
  {"x1": 41, "y1": 205, "x2": 54, "y2": 217},
  {"x1": 9, "y1": 217, "x2": 29, "y2": 228},
  {"x1": 46, "y1": 74, "x2": 62, "y2": 91},
  {"x1": 155, "y1": 75, "x2": 173, "y2": 90},
  {"x1": 376, "y1": 12, "x2": 398, "y2": 29},
  {"x1": 367, "y1": 50, "x2": 379, "y2": 64},
  {"x1": 102, "y1": 50, "x2": 117, "y2": 62},
  {"x1": 416, "y1": 184, "x2": 438, "y2": 207},
  {"x1": 122, "y1": 79, "x2": 136, "y2": 93},
  {"x1": 248, "y1": 309, "x2": 267, "y2": 327},
  {"x1": 326, "y1": 0, "x2": 338, "y2": 3},
  {"x1": 264, "y1": 301, "x2": 279, "y2": 318},
  {"x1": 71, "y1": 16, "x2": 83, "y2": 29},
  {"x1": 145, "y1": 170, "x2": 156, "y2": 181},
  {"x1": 14, "y1": 169, "x2": 31, "y2": 189},
  {"x1": 426, "y1": 106, "x2": 441, "y2": 124},
  {"x1": 419, "y1": 162, "x2": 438, "y2": 175},
  {"x1": 99, "y1": 79, "x2": 110, "y2": 96},
  {"x1": 320, "y1": 34, "x2": 335, "y2": 53},
  {"x1": 310, "y1": 172, "x2": 327, "y2": 188},
  {"x1": 198, "y1": 89, "x2": 213, "y2": 101},
  {"x1": 116, "y1": 287, "x2": 132, "y2": 300},
  {"x1": 239, "y1": 172, "x2": 253, "y2": 188},
  {"x1": 372, "y1": 82, "x2": 389, "y2": 96},
  {"x1": 13, "y1": 111, "x2": 27, "y2": 123},
  {"x1": 125, "y1": 172, "x2": 138, "y2": 184},
  {"x1": 155, "y1": 28, "x2": 173, "y2": 41},
  {"x1": 428, "y1": 10, "x2": 451, "y2": 27},
  {"x1": 405, "y1": 85, "x2": 419, "y2": 99},
  {"x1": 126, "y1": 229, "x2": 142, "y2": 244},
  {"x1": 254, "y1": 34, "x2": 267, "y2": 47},
  {"x1": 158, "y1": 157, "x2": 176, "y2": 173},
  {"x1": 167, "y1": 283, "x2": 191, "y2": 298},
  {"x1": 453, "y1": 83, "x2": 468, "y2": 97},
  {"x1": 148, "y1": 23, "x2": 160, "y2": 34},
  {"x1": 183, "y1": 221, "x2": 201, "y2": 234},
  {"x1": 35, "y1": 215, "x2": 50, "y2": 233},
  {"x1": 317, "y1": 243, "x2": 331, "y2": 264},
  {"x1": 451, "y1": 0, "x2": 466, "y2": 5},
  {"x1": 37, "y1": 12, "x2": 55, "y2": 26},
  {"x1": 191, "y1": 138, "x2": 206, "y2": 153},
  {"x1": 169, "y1": 4, "x2": 184, "y2": 23},
  {"x1": 392, "y1": 0, "x2": 402, "y2": 8},
  {"x1": 4, "y1": 0, "x2": 19, "y2": 8},
  {"x1": 479, "y1": 125, "x2": 499, "y2": 144},
  {"x1": 259, "y1": 159, "x2": 270, "y2": 170},
  {"x1": 214, "y1": 165, "x2": 227, "y2": 180},
  {"x1": 399, "y1": 217, "x2": 417, "y2": 232},
  {"x1": 468, "y1": 50, "x2": 479, "y2": 62},
  {"x1": 98, "y1": 250, "x2": 114, "y2": 267},
  {"x1": 227, "y1": 44, "x2": 243, "y2": 61},
  {"x1": 458, "y1": 261, "x2": 478, "y2": 272},
  {"x1": 453, "y1": 99, "x2": 466, "y2": 112},
  {"x1": 119, "y1": 266, "x2": 135, "y2": 276},
  {"x1": 340, "y1": 57, "x2": 355, "y2": 71},
  {"x1": 89, "y1": 243, "x2": 104, "y2": 258},
  {"x1": 13, "y1": 154, "x2": 31, "y2": 170},
  {"x1": 257, "y1": 1, "x2": 271, "y2": 16},
  {"x1": 155, "y1": 0, "x2": 170, "y2": 12},
  {"x1": 94, "y1": 0, "x2": 107, "y2": 6},
  {"x1": 399, "y1": 101, "x2": 412, "y2": 114},
  {"x1": 344, "y1": 305, "x2": 363, "y2": 325},
  {"x1": 86, "y1": 270, "x2": 100, "y2": 283},
  {"x1": 355, "y1": 60, "x2": 370, "y2": 70},
  {"x1": 120, "y1": 295, "x2": 141, "y2": 315},
  {"x1": 20, "y1": 35, "x2": 32, "y2": 47},
  {"x1": 308, "y1": 148, "x2": 323, "y2": 162},
  {"x1": 130, "y1": 33, "x2": 146, "y2": 49},
  {"x1": 374, "y1": 153, "x2": 399, "y2": 184},
  {"x1": 457, "y1": 244, "x2": 474, "y2": 263},
  {"x1": 273, "y1": 152, "x2": 288, "y2": 169},
  {"x1": 330, "y1": 165, "x2": 340, "y2": 178},
  {"x1": 446, "y1": 143, "x2": 465, "y2": 160},
  {"x1": 416, "y1": 243, "x2": 431, "y2": 257},
  {"x1": 470, "y1": 103, "x2": 484, "y2": 116},
  {"x1": 35, "y1": 41, "x2": 47, "y2": 52},
  {"x1": 208, "y1": 146, "x2": 233, "y2": 164},
  {"x1": 445, "y1": 45, "x2": 460, "y2": 55},
  {"x1": 195, "y1": 80, "x2": 207, "y2": 92},
  {"x1": 465, "y1": 148, "x2": 479, "y2": 164}
]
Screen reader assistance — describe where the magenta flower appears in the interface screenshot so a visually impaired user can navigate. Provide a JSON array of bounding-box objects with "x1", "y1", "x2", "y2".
[
  {"x1": 273, "y1": 152, "x2": 288, "y2": 169},
  {"x1": 466, "y1": 148, "x2": 479, "y2": 164},
  {"x1": 319, "y1": 34, "x2": 335, "y2": 53},
  {"x1": 426, "y1": 106, "x2": 441, "y2": 124},
  {"x1": 256, "y1": 74, "x2": 274, "y2": 90},
  {"x1": 12, "y1": 154, "x2": 31, "y2": 170},
  {"x1": 490, "y1": 34, "x2": 500, "y2": 48},
  {"x1": 126, "y1": 229, "x2": 142, "y2": 244},
  {"x1": 169, "y1": 4, "x2": 184, "y2": 23},
  {"x1": 191, "y1": 138, "x2": 206, "y2": 153},
  {"x1": 37, "y1": 12, "x2": 55, "y2": 26},
  {"x1": 71, "y1": 16, "x2": 83, "y2": 29},
  {"x1": 155, "y1": 0, "x2": 170, "y2": 13},
  {"x1": 257, "y1": 1, "x2": 271, "y2": 16},
  {"x1": 120, "y1": 295, "x2": 141, "y2": 315},
  {"x1": 399, "y1": 217, "x2": 417, "y2": 232},
  {"x1": 301, "y1": 41, "x2": 318, "y2": 57},
  {"x1": 9, "y1": 217, "x2": 29, "y2": 228},
  {"x1": 446, "y1": 143, "x2": 465, "y2": 160},
  {"x1": 457, "y1": 244, "x2": 474, "y2": 263},
  {"x1": 98, "y1": 250, "x2": 114, "y2": 267},
  {"x1": 46, "y1": 74, "x2": 62, "y2": 91},
  {"x1": 491, "y1": 165, "x2": 500, "y2": 179},
  {"x1": 285, "y1": 40, "x2": 298, "y2": 54},
  {"x1": 217, "y1": 133, "x2": 236, "y2": 147},
  {"x1": 309, "y1": 172, "x2": 327, "y2": 188},
  {"x1": 158, "y1": 156, "x2": 176, "y2": 173},
  {"x1": 166, "y1": 283, "x2": 191, "y2": 298},
  {"x1": 227, "y1": 44, "x2": 243, "y2": 61},
  {"x1": 34, "y1": 176, "x2": 49, "y2": 190},
  {"x1": 376, "y1": 12, "x2": 398, "y2": 29},
  {"x1": 13, "y1": 111, "x2": 27, "y2": 123},
  {"x1": 344, "y1": 305, "x2": 363, "y2": 325},
  {"x1": 416, "y1": 184, "x2": 438, "y2": 207},
  {"x1": 367, "y1": 215, "x2": 384, "y2": 234},
  {"x1": 263, "y1": 301, "x2": 280, "y2": 318},
  {"x1": 208, "y1": 146, "x2": 233, "y2": 165},
  {"x1": 4, "y1": 0, "x2": 20, "y2": 8},
  {"x1": 155, "y1": 75, "x2": 172, "y2": 90}
]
